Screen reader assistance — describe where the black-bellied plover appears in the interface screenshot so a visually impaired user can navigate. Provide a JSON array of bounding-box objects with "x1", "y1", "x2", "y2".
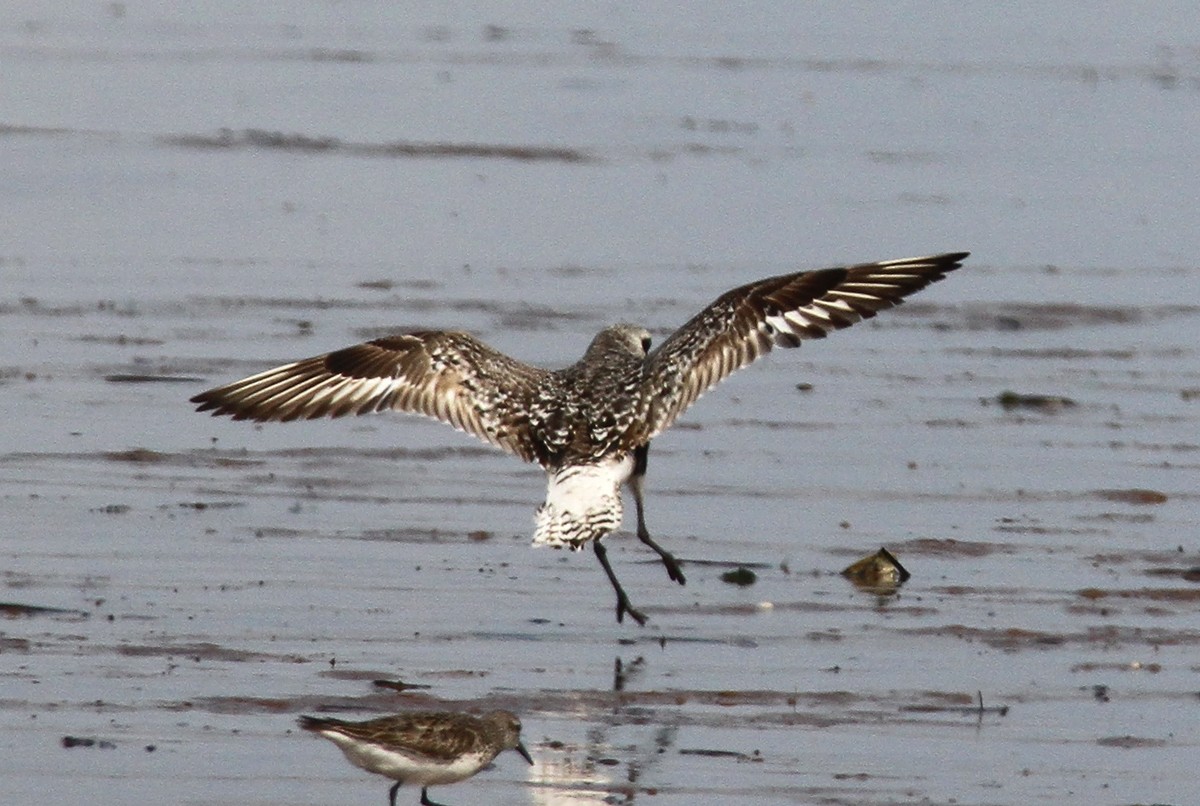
[
  {"x1": 297, "y1": 710, "x2": 533, "y2": 806},
  {"x1": 193, "y1": 252, "x2": 967, "y2": 624}
]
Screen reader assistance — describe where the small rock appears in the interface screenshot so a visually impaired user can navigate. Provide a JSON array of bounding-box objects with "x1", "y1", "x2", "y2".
[
  {"x1": 990, "y1": 390, "x2": 1076, "y2": 413},
  {"x1": 720, "y1": 567, "x2": 757, "y2": 586}
]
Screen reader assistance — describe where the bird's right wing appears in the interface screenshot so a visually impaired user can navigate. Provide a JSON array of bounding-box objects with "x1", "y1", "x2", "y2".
[{"x1": 641, "y1": 252, "x2": 968, "y2": 438}]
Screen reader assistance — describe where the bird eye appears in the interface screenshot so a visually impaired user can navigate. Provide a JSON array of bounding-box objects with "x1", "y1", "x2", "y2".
[{"x1": 640, "y1": 336, "x2": 652, "y2": 353}]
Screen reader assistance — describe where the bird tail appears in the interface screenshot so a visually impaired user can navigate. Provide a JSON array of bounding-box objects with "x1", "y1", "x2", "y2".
[{"x1": 532, "y1": 458, "x2": 632, "y2": 549}]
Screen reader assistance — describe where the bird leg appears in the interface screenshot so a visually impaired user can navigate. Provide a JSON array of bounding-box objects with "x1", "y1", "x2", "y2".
[
  {"x1": 419, "y1": 786, "x2": 450, "y2": 806},
  {"x1": 630, "y1": 446, "x2": 686, "y2": 585},
  {"x1": 389, "y1": 782, "x2": 402, "y2": 806},
  {"x1": 593, "y1": 539, "x2": 647, "y2": 625}
]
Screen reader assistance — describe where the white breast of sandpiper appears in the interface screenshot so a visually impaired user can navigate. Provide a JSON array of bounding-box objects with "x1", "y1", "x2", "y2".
[
  {"x1": 533, "y1": 454, "x2": 635, "y2": 550},
  {"x1": 325, "y1": 732, "x2": 491, "y2": 785}
]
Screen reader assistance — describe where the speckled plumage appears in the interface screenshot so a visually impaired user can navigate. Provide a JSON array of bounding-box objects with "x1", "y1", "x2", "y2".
[
  {"x1": 298, "y1": 710, "x2": 533, "y2": 806},
  {"x1": 193, "y1": 252, "x2": 968, "y2": 624}
]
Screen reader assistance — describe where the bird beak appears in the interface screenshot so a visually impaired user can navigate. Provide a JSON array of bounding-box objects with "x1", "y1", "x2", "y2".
[{"x1": 516, "y1": 741, "x2": 534, "y2": 765}]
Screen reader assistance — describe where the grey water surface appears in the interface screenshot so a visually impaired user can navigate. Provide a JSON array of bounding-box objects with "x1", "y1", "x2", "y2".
[{"x1": 3, "y1": 4, "x2": 1198, "y2": 805}]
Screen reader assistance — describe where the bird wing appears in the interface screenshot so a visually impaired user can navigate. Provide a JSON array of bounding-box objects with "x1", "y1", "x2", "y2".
[
  {"x1": 191, "y1": 331, "x2": 552, "y2": 462},
  {"x1": 300, "y1": 714, "x2": 475, "y2": 762},
  {"x1": 641, "y1": 252, "x2": 968, "y2": 438}
]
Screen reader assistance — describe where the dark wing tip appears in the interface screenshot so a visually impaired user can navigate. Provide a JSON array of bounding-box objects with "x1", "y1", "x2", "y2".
[
  {"x1": 933, "y1": 250, "x2": 970, "y2": 272},
  {"x1": 297, "y1": 715, "x2": 330, "y2": 732},
  {"x1": 914, "y1": 251, "x2": 970, "y2": 279},
  {"x1": 189, "y1": 389, "x2": 279, "y2": 422},
  {"x1": 827, "y1": 251, "x2": 968, "y2": 324},
  {"x1": 190, "y1": 390, "x2": 233, "y2": 416},
  {"x1": 871, "y1": 251, "x2": 969, "y2": 272},
  {"x1": 190, "y1": 391, "x2": 231, "y2": 413}
]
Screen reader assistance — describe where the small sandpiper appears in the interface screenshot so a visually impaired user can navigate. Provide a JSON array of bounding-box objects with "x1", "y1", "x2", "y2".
[
  {"x1": 297, "y1": 710, "x2": 533, "y2": 806},
  {"x1": 194, "y1": 252, "x2": 967, "y2": 624}
]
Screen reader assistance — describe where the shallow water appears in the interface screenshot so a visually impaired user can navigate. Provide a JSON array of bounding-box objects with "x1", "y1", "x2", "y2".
[{"x1": 3, "y1": 5, "x2": 1199, "y2": 806}]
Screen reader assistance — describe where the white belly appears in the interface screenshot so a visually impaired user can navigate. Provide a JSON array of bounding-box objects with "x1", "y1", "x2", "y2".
[
  {"x1": 324, "y1": 733, "x2": 490, "y2": 786},
  {"x1": 532, "y1": 454, "x2": 635, "y2": 550}
]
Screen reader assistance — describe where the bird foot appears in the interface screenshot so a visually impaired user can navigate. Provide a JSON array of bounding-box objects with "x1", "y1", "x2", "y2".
[
  {"x1": 595, "y1": 539, "x2": 648, "y2": 626},
  {"x1": 616, "y1": 593, "x2": 648, "y2": 626},
  {"x1": 637, "y1": 527, "x2": 686, "y2": 586},
  {"x1": 658, "y1": 552, "x2": 686, "y2": 586},
  {"x1": 420, "y1": 786, "x2": 450, "y2": 806}
]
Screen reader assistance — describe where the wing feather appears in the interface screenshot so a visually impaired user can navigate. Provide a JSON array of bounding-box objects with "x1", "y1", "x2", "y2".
[
  {"x1": 642, "y1": 252, "x2": 967, "y2": 437},
  {"x1": 191, "y1": 331, "x2": 551, "y2": 462}
]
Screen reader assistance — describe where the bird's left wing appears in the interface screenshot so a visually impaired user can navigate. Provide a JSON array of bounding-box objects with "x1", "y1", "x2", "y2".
[{"x1": 191, "y1": 330, "x2": 553, "y2": 462}]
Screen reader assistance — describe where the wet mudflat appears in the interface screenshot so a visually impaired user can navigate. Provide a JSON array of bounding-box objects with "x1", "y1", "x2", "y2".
[{"x1": 3, "y1": 5, "x2": 1199, "y2": 806}]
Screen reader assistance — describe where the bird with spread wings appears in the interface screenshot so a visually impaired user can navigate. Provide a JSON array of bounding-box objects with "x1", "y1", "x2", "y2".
[{"x1": 193, "y1": 252, "x2": 967, "y2": 624}]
